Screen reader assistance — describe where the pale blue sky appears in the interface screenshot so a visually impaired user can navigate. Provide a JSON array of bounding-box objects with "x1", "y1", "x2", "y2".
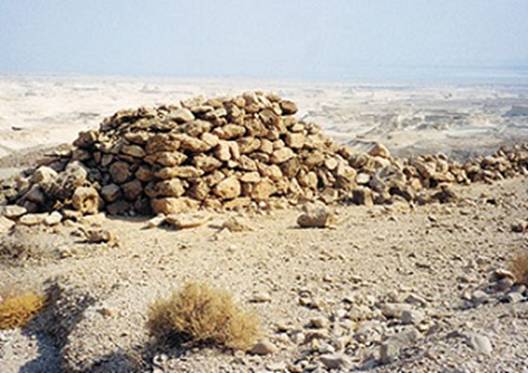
[{"x1": 1, "y1": 0, "x2": 527, "y2": 80}]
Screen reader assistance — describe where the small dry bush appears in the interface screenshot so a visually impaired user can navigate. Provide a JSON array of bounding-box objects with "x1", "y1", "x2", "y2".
[
  {"x1": 0, "y1": 291, "x2": 45, "y2": 329},
  {"x1": 510, "y1": 252, "x2": 528, "y2": 285},
  {"x1": 147, "y1": 282, "x2": 259, "y2": 350}
]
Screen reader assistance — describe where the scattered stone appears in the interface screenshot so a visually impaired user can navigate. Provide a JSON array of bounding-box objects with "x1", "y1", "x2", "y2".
[
  {"x1": 319, "y1": 353, "x2": 351, "y2": 370},
  {"x1": 467, "y1": 333, "x2": 493, "y2": 355},
  {"x1": 250, "y1": 291, "x2": 272, "y2": 303},
  {"x1": 400, "y1": 309, "x2": 425, "y2": 325},
  {"x1": 297, "y1": 206, "x2": 336, "y2": 228},
  {"x1": 19, "y1": 213, "x2": 47, "y2": 226},
  {"x1": 0, "y1": 205, "x2": 27, "y2": 219},
  {"x1": 44, "y1": 211, "x2": 63, "y2": 226},
  {"x1": 251, "y1": 340, "x2": 278, "y2": 355},
  {"x1": 164, "y1": 213, "x2": 210, "y2": 230},
  {"x1": 221, "y1": 217, "x2": 253, "y2": 232}
]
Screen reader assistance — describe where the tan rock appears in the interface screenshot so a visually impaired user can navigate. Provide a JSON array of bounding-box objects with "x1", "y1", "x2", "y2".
[
  {"x1": 223, "y1": 197, "x2": 252, "y2": 210},
  {"x1": 213, "y1": 124, "x2": 246, "y2": 139},
  {"x1": 279, "y1": 100, "x2": 298, "y2": 115},
  {"x1": 240, "y1": 172, "x2": 261, "y2": 183},
  {"x1": 164, "y1": 213, "x2": 211, "y2": 230},
  {"x1": 44, "y1": 211, "x2": 63, "y2": 226},
  {"x1": 221, "y1": 216, "x2": 253, "y2": 232},
  {"x1": 151, "y1": 197, "x2": 200, "y2": 215},
  {"x1": 0, "y1": 205, "x2": 27, "y2": 219},
  {"x1": 19, "y1": 213, "x2": 47, "y2": 226},
  {"x1": 284, "y1": 133, "x2": 305, "y2": 149},
  {"x1": 155, "y1": 166, "x2": 204, "y2": 179},
  {"x1": 368, "y1": 143, "x2": 391, "y2": 159},
  {"x1": 259, "y1": 139, "x2": 274, "y2": 154},
  {"x1": 193, "y1": 154, "x2": 223, "y2": 172},
  {"x1": 178, "y1": 134, "x2": 210, "y2": 153},
  {"x1": 168, "y1": 108, "x2": 195, "y2": 123},
  {"x1": 201, "y1": 132, "x2": 220, "y2": 148},
  {"x1": 121, "y1": 144, "x2": 145, "y2": 158},
  {"x1": 251, "y1": 178, "x2": 276, "y2": 201},
  {"x1": 271, "y1": 147, "x2": 295, "y2": 164},
  {"x1": 238, "y1": 137, "x2": 261, "y2": 154},
  {"x1": 72, "y1": 186, "x2": 100, "y2": 214},
  {"x1": 150, "y1": 179, "x2": 185, "y2": 198},
  {"x1": 214, "y1": 176, "x2": 241, "y2": 200},
  {"x1": 145, "y1": 151, "x2": 187, "y2": 167},
  {"x1": 297, "y1": 206, "x2": 336, "y2": 228},
  {"x1": 215, "y1": 141, "x2": 231, "y2": 161}
]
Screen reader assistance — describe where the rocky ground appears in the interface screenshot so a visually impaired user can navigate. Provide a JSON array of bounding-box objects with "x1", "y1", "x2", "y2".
[{"x1": 1, "y1": 174, "x2": 527, "y2": 372}]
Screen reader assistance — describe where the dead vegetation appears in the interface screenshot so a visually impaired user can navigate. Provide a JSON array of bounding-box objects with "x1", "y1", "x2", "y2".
[
  {"x1": 510, "y1": 251, "x2": 528, "y2": 285},
  {"x1": 147, "y1": 282, "x2": 259, "y2": 350},
  {"x1": 0, "y1": 291, "x2": 46, "y2": 329}
]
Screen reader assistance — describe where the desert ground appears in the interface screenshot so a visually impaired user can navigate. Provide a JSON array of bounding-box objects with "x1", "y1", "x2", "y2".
[{"x1": 1, "y1": 77, "x2": 528, "y2": 372}]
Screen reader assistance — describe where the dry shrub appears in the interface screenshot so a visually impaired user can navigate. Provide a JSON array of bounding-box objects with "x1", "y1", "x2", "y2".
[
  {"x1": 0, "y1": 292, "x2": 45, "y2": 329},
  {"x1": 510, "y1": 252, "x2": 528, "y2": 285},
  {"x1": 147, "y1": 282, "x2": 259, "y2": 350}
]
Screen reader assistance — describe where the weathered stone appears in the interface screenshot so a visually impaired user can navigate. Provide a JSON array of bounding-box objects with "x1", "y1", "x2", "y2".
[
  {"x1": 164, "y1": 213, "x2": 210, "y2": 230},
  {"x1": 44, "y1": 211, "x2": 63, "y2": 226},
  {"x1": 151, "y1": 197, "x2": 200, "y2": 215},
  {"x1": 101, "y1": 184, "x2": 121, "y2": 203},
  {"x1": 72, "y1": 187, "x2": 100, "y2": 214},
  {"x1": 297, "y1": 206, "x2": 336, "y2": 228},
  {"x1": 279, "y1": 100, "x2": 298, "y2": 115},
  {"x1": 214, "y1": 176, "x2": 241, "y2": 200},
  {"x1": 320, "y1": 353, "x2": 350, "y2": 370},
  {"x1": 193, "y1": 154, "x2": 222, "y2": 172},
  {"x1": 284, "y1": 133, "x2": 305, "y2": 149},
  {"x1": 167, "y1": 108, "x2": 195, "y2": 123},
  {"x1": 0, "y1": 205, "x2": 27, "y2": 219},
  {"x1": 121, "y1": 144, "x2": 145, "y2": 158},
  {"x1": 369, "y1": 143, "x2": 391, "y2": 159},
  {"x1": 350, "y1": 187, "x2": 374, "y2": 207},
  {"x1": 251, "y1": 340, "x2": 278, "y2": 355},
  {"x1": 221, "y1": 217, "x2": 253, "y2": 232},
  {"x1": 251, "y1": 178, "x2": 276, "y2": 201},
  {"x1": 271, "y1": 147, "x2": 295, "y2": 164},
  {"x1": 149, "y1": 179, "x2": 185, "y2": 198},
  {"x1": 122, "y1": 179, "x2": 143, "y2": 201},
  {"x1": 145, "y1": 151, "x2": 187, "y2": 167},
  {"x1": 215, "y1": 141, "x2": 231, "y2": 161},
  {"x1": 109, "y1": 161, "x2": 131, "y2": 184},
  {"x1": 155, "y1": 166, "x2": 204, "y2": 179},
  {"x1": 19, "y1": 213, "x2": 47, "y2": 226}
]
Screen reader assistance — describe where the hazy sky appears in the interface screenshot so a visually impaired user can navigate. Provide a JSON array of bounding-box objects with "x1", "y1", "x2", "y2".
[{"x1": 1, "y1": 0, "x2": 527, "y2": 80}]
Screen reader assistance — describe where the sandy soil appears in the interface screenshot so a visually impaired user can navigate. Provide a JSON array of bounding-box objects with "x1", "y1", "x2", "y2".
[
  {"x1": 1, "y1": 77, "x2": 528, "y2": 372},
  {"x1": 1, "y1": 177, "x2": 527, "y2": 372}
]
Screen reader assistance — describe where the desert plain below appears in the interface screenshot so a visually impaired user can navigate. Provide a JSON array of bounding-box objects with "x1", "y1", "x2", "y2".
[{"x1": 1, "y1": 76, "x2": 528, "y2": 372}]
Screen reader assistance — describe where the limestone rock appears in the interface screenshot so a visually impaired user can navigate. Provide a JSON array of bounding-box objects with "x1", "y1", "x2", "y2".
[
  {"x1": 151, "y1": 197, "x2": 200, "y2": 215},
  {"x1": 297, "y1": 206, "x2": 336, "y2": 228},
  {"x1": 214, "y1": 176, "x2": 241, "y2": 200},
  {"x1": 72, "y1": 187, "x2": 100, "y2": 215}
]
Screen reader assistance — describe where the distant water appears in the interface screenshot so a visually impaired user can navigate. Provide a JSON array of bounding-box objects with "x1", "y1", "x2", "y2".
[{"x1": 301, "y1": 65, "x2": 528, "y2": 85}]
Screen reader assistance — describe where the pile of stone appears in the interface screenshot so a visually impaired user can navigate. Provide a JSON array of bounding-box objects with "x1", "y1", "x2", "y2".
[{"x1": 1, "y1": 92, "x2": 528, "y2": 218}]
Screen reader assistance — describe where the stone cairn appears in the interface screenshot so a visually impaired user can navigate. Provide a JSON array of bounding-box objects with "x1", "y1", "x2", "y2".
[{"x1": 1, "y1": 91, "x2": 528, "y2": 219}]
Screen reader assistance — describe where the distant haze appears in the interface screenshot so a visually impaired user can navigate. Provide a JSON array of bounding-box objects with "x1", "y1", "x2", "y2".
[{"x1": 1, "y1": 0, "x2": 528, "y2": 82}]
